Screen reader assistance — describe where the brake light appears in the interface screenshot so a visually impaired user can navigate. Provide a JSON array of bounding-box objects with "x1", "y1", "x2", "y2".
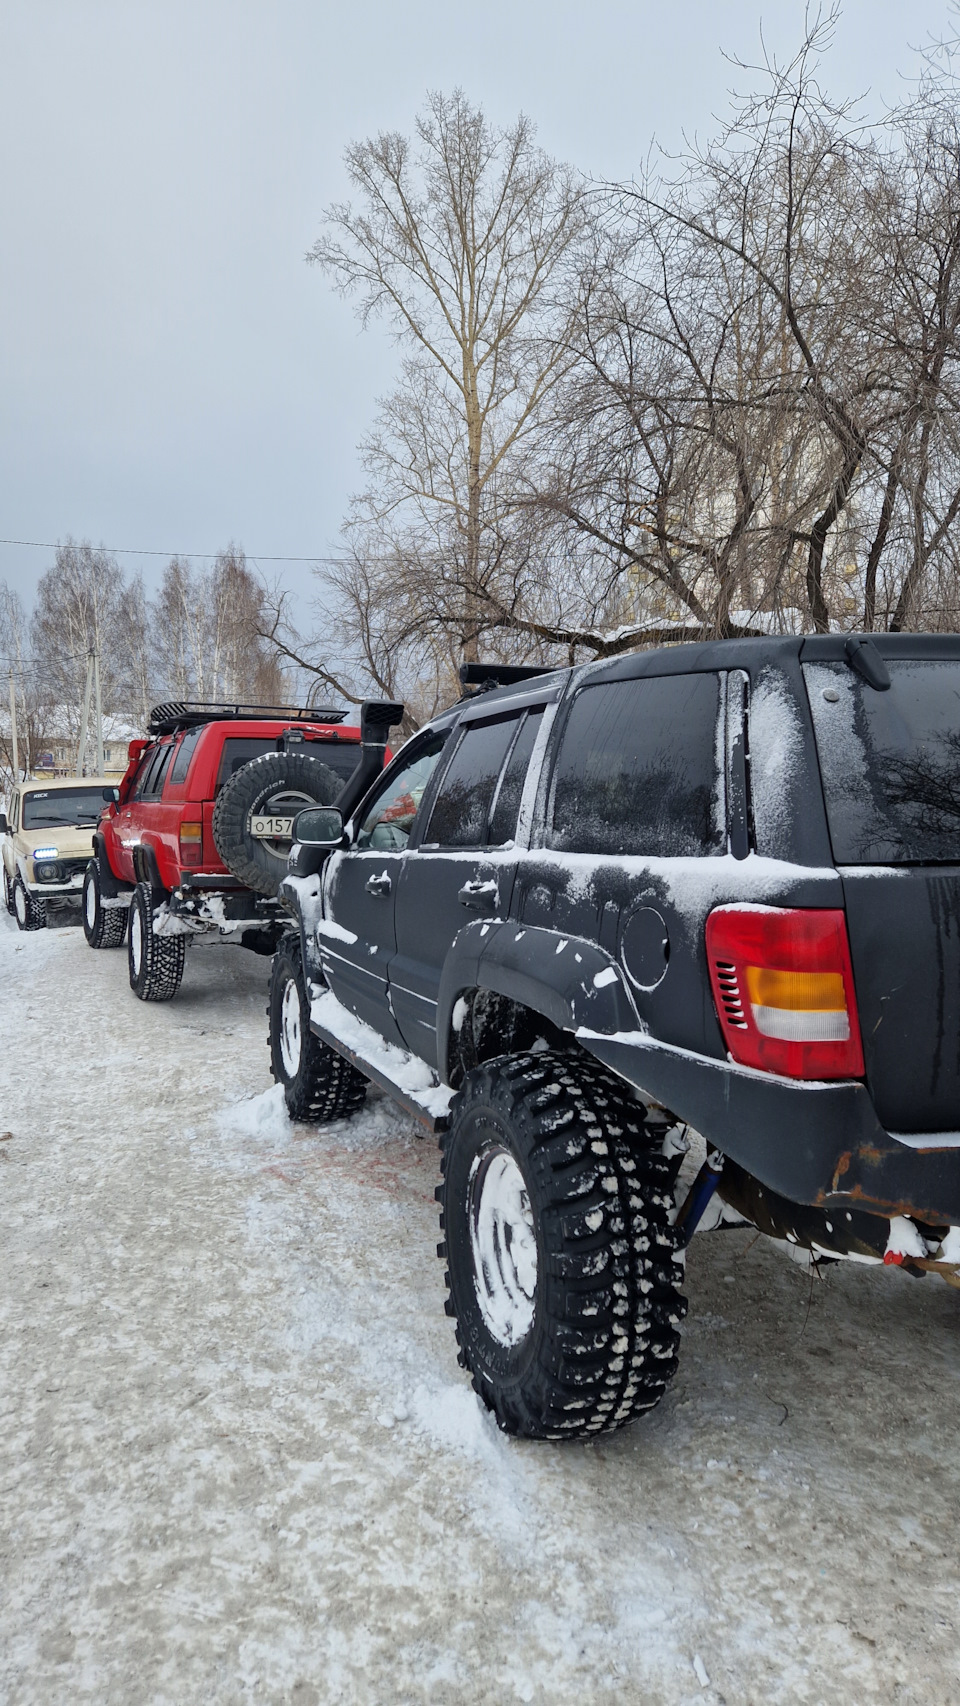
[
  {"x1": 179, "y1": 822, "x2": 203, "y2": 867},
  {"x1": 705, "y1": 905, "x2": 864, "y2": 1080}
]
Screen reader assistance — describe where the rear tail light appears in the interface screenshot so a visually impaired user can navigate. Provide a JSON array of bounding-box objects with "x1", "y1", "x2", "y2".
[
  {"x1": 179, "y1": 822, "x2": 203, "y2": 868},
  {"x1": 706, "y1": 905, "x2": 864, "y2": 1080}
]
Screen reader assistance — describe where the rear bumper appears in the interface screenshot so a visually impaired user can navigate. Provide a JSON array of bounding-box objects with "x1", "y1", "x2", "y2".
[{"x1": 579, "y1": 1028, "x2": 960, "y2": 1224}]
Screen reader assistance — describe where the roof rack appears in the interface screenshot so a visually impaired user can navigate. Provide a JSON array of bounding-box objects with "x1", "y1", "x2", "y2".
[
  {"x1": 147, "y1": 701, "x2": 347, "y2": 737},
  {"x1": 458, "y1": 663, "x2": 558, "y2": 696}
]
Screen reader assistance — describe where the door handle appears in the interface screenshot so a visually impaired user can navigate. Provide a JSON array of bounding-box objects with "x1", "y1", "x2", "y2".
[
  {"x1": 365, "y1": 872, "x2": 392, "y2": 896},
  {"x1": 458, "y1": 879, "x2": 499, "y2": 911}
]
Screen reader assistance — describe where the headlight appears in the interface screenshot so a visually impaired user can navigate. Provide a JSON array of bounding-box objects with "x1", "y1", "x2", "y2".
[
  {"x1": 34, "y1": 862, "x2": 63, "y2": 882},
  {"x1": 32, "y1": 845, "x2": 59, "y2": 860}
]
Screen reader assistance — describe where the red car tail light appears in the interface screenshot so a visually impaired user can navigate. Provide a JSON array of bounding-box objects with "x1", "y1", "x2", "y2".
[
  {"x1": 179, "y1": 822, "x2": 203, "y2": 868},
  {"x1": 705, "y1": 905, "x2": 864, "y2": 1080}
]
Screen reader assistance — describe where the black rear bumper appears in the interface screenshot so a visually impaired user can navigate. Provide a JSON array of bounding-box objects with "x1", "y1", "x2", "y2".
[{"x1": 579, "y1": 1030, "x2": 960, "y2": 1225}]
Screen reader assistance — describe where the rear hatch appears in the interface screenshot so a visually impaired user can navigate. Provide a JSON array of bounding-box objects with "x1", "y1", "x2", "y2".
[{"x1": 803, "y1": 641, "x2": 960, "y2": 1133}]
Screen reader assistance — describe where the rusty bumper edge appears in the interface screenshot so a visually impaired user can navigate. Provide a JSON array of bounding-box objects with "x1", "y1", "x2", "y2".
[{"x1": 580, "y1": 1033, "x2": 960, "y2": 1225}]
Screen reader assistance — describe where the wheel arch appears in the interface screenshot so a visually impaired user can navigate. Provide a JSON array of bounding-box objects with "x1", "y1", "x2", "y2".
[{"x1": 437, "y1": 920, "x2": 640, "y2": 1086}]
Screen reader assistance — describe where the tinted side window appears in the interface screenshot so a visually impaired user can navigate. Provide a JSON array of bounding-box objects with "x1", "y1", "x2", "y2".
[
  {"x1": 170, "y1": 724, "x2": 204, "y2": 786},
  {"x1": 488, "y1": 709, "x2": 544, "y2": 845},
  {"x1": 133, "y1": 746, "x2": 163, "y2": 799},
  {"x1": 549, "y1": 674, "x2": 723, "y2": 857},
  {"x1": 426, "y1": 716, "x2": 520, "y2": 848},
  {"x1": 147, "y1": 744, "x2": 175, "y2": 797}
]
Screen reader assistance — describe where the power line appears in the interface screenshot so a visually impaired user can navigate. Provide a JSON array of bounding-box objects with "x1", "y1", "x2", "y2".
[{"x1": 0, "y1": 537, "x2": 346, "y2": 564}]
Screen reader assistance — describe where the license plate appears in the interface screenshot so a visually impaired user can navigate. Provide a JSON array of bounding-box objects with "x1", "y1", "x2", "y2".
[{"x1": 250, "y1": 814, "x2": 294, "y2": 839}]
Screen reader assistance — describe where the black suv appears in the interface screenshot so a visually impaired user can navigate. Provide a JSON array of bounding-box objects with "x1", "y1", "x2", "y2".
[{"x1": 268, "y1": 636, "x2": 960, "y2": 1441}]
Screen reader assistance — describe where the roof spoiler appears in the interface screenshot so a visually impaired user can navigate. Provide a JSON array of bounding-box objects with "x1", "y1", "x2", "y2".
[
  {"x1": 334, "y1": 700, "x2": 404, "y2": 821},
  {"x1": 459, "y1": 662, "x2": 556, "y2": 696}
]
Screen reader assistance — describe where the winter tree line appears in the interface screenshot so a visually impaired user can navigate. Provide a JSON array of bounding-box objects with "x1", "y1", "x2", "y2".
[
  {"x1": 0, "y1": 544, "x2": 285, "y2": 778},
  {"x1": 273, "y1": 11, "x2": 960, "y2": 724},
  {"x1": 6, "y1": 6, "x2": 960, "y2": 761}
]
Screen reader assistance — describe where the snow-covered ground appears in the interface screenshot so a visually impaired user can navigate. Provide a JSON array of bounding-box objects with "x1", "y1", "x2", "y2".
[{"x1": 1, "y1": 911, "x2": 959, "y2": 1705}]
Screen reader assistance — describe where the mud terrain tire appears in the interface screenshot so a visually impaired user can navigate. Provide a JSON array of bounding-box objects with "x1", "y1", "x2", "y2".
[
  {"x1": 268, "y1": 941, "x2": 368, "y2": 1121},
  {"x1": 3, "y1": 868, "x2": 15, "y2": 915},
  {"x1": 13, "y1": 876, "x2": 46, "y2": 932},
  {"x1": 82, "y1": 859, "x2": 127, "y2": 949},
  {"x1": 128, "y1": 881, "x2": 185, "y2": 1001},
  {"x1": 438, "y1": 1050, "x2": 686, "y2": 1440},
  {"x1": 213, "y1": 752, "x2": 341, "y2": 898}
]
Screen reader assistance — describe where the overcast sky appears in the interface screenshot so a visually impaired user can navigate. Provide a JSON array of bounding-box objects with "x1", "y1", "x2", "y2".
[{"x1": 1, "y1": 0, "x2": 953, "y2": 620}]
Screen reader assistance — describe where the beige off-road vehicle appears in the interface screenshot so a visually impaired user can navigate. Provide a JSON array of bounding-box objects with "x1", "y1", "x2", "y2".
[{"x1": 1, "y1": 776, "x2": 109, "y2": 931}]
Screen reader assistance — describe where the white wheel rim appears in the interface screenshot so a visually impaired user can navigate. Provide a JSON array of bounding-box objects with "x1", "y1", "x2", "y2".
[
  {"x1": 468, "y1": 1146, "x2": 538, "y2": 1347},
  {"x1": 279, "y1": 977, "x2": 302, "y2": 1076},
  {"x1": 14, "y1": 884, "x2": 25, "y2": 925},
  {"x1": 130, "y1": 905, "x2": 142, "y2": 973},
  {"x1": 85, "y1": 877, "x2": 97, "y2": 928}
]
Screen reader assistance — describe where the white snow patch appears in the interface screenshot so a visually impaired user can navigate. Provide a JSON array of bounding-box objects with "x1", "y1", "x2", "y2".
[
  {"x1": 593, "y1": 966, "x2": 619, "y2": 989},
  {"x1": 315, "y1": 917, "x2": 359, "y2": 945},
  {"x1": 311, "y1": 987, "x2": 455, "y2": 1119},
  {"x1": 886, "y1": 1215, "x2": 927, "y2": 1261},
  {"x1": 221, "y1": 1082, "x2": 292, "y2": 1141}
]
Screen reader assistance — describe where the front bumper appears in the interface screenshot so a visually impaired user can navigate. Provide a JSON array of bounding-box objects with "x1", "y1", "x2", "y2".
[
  {"x1": 26, "y1": 864, "x2": 86, "y2": 898},
  {"x1": 579, "y1": 1027, "x2": 960, "y2": 1225}
]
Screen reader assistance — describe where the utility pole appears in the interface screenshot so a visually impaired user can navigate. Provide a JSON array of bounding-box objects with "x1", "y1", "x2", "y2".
[
  {"x1": 8, "y1": 669, "x2": 19, "y2": 778},
  {"x1": 93, "y1": 649, "x2": 105, "y2": 775},
  {"x1": 76, "y1": 648, "x2": 105, "y2": 775},
  {"x1": 77, "y1": 650, "x2": 94, "y2": 777}
]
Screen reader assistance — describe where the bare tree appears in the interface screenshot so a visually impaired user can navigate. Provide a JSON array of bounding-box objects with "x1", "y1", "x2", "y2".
[
  {"x1": 31, "y1": 541, "x2": 144, "y2": 729},
  {"x1": 152, "y1": 548, "x2": 287, "y2": 705},
  {"x1": 309, "y1": 90, "x2": 585, "y2": 664}
]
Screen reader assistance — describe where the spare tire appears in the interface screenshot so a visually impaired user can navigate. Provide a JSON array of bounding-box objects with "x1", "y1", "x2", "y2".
[{"x1": 212, "y1": 750, "x2": 341, "y2": 897}]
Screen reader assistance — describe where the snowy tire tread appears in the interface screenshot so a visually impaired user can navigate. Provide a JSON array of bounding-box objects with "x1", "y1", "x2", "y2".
[{"x1": 438, "y1": 1050, "x2": 686, "y2": 1440}]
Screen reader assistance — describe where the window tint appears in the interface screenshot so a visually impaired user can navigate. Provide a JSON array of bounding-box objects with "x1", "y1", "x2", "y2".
[
  {"x1": 133, "y1": 746, "x2": 163, "y2": 799},
  {"x1": 145, "y1": 743, "x2": 175, "y2": 797},
  {"x1": 356, "y1": 731, "x2": 449, "y2": 851},
  {"x1": 216, "y1": 737, "x2": 277, "y2": 791},
  {"x1": 488, "y1": 709, "x2": 544, "y2": 845},
  {"x1": 549, "y1": 674, "x2": 723, "y2": 857},
  {"x1": 805, "y1": 659, "x2": 960, "y2": 863},
  {"x1": 426, "y1": 716, "x2": 520, "y2": 848},
  {"x1": 170, "y1": 724, "x2": 204, "y2": 785}
]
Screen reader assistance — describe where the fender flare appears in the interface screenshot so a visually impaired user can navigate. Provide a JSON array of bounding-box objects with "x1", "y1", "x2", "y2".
[
  {"x1": 437, "y1": 920, "x2": 640, "y2": 1084},
  {"x1": 132, "y1": 840, "x2": 165, "y2": 899},
  {"x1": 92, "y1": 832, "x2": 130, "y2": 899}
]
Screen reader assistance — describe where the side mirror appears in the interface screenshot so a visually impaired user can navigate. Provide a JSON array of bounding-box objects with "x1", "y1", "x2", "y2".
[
  {"x1": 0, "y1": 813, "x2": 7, "y2": 835},
  {"x1": 293, "y1": 806, "x2": 344, "y2": 848},
  {"x1": 102, "y1": 786, "x2": 120, "y2": 804}
]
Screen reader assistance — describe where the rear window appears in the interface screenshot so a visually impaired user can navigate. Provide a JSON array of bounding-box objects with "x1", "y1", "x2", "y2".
[
  {"x1": 215, "y1": 736, "x2": 361, "y2": 793},
  {"x1": 548, "y1": 673, "x2": 724, "y2": 857},
  {"x1": 805, "y1": 659, "x2": 960, "y2": 863}
]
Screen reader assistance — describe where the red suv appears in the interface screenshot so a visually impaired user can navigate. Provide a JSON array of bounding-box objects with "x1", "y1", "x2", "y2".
[{"x1": 83, "y1": 701, "x2": 366, "y2": 1001}]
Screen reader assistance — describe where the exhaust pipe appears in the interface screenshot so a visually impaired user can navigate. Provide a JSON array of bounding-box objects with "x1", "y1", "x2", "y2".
[{"x1": 334, "y1": 700, "x2": 404, "y2": 823}]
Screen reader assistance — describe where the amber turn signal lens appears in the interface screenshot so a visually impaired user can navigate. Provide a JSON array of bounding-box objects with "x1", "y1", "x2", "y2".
[{"x1": 744, "y1": 967, "x2": 846, "y2": 1012}]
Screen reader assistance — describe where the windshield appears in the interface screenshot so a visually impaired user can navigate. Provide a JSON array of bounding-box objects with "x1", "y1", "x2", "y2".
[
  {"x1": 21, "y1": 787, "x2": 105, "y2": 830},
  {"x1": 805, "y1": 659, "x2": 960, "y2": 863}
]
